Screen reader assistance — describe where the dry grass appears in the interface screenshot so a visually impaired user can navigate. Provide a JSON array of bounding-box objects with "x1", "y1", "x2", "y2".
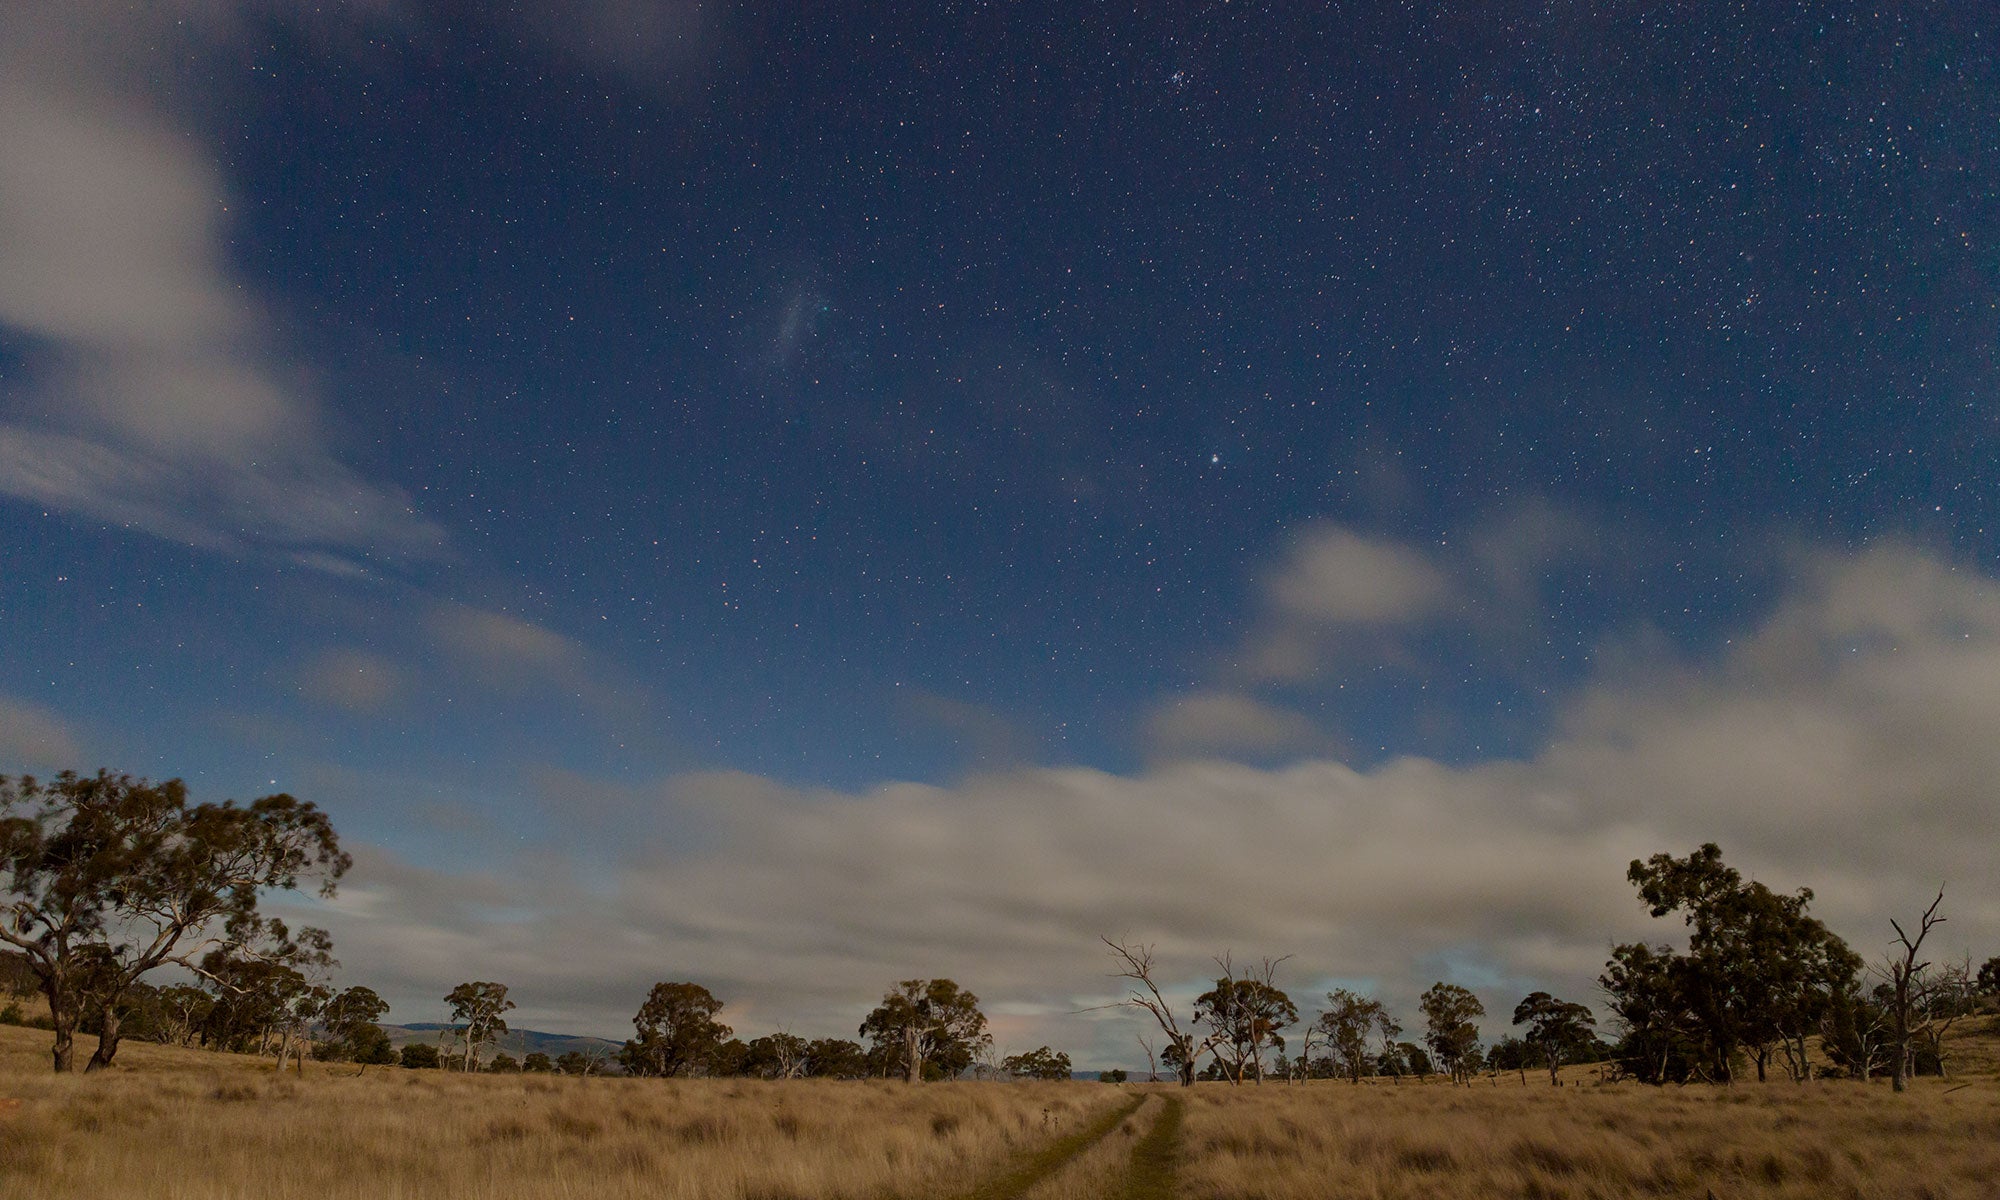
[
  {"x1": 0, "y1": 1024, "x2": 1120, "y2": 1200},
  {"x1": 5, "y1": 1017, "x2": 1997, "y2": 1199},
  {"x1": 1014, "y1": 1093, "x2": 1158, "y2": 1200},
  {"x1": 1176, "y1": 1069, "x2": 2000, "y2": 1200}
]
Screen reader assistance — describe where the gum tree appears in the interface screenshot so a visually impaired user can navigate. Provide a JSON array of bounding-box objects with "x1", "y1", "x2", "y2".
[{"x1": 0, "y1": 770, "x2": 347, "y2": 1072}]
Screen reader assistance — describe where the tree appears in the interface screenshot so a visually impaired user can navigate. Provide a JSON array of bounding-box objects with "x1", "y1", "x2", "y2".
[
  {"x1": 348, "y1": 1022, "x2": 397, "y2": 1068},
  {"x1": 742, "y1": 1032, "x2": 810, "y2": 1079},
  {"x1": 555, "y1": 1048, "x2": 611, "y2": 1076},
  {"x1": 316, "y1": 985, "x2": 390, "y2": 1063},
  {"x1": 1511, "y1": 992, "x2": 1596, "y2": 1086},
  {"x1": 1396, "y1": 1041, "x2": 1432, "y2": 1080},
  {"x1": 1194, "y1": 957, "x2": 1296, "y2": 1084},
  {"x1": 444, "y1": 981, "x2": 514, "y2": 1073},
  {"x1": 522, "y1": 1051, "x2": 555, "y2": 1073},
  {"x1": 1317, "y1": 989, "x2": 1390, "y2": 1083},
  {"x1": 1419, "y1": 983, "x2": 1484, "y2": 1085},
  {"x1": 1002, "y1": 1046, "x2": 1073, "y2": 1080},
  {"x1": 619, "y1": 981, "x2": 731, "y2": 1077},
  {"x1": 802, "y1": 1037, "x2": 868, "y2": 1079},
  {"x1": 0, "y1": 770, "x2": 348, "y2": 1072},
  {"x1": 1976, "y1": 956, "x2": 2000, "y2": 999},
  {"x1": 1486, "y1": 1034, "x2": 1533, "y2": 1083},
  {"x1": 1098, "y1": 938, "x2": 1236, "y2": 1088},
  {"x1": 1100, "y1": 1068, "x2": 1128, "y2": 1083},
  {"x1": 860, "y1": 979, "x2": 990, "y2": 1082},
  {"x1": 1608, "y1": 843, "x2": 1856, "y2": 1084},
  {"x1": 1913, "y1": 959, "x2": 1977, "y2": 1079},
  {"x1": 1881, "y1": 888, "x2": 1944, "y2": 1093},
  {"x1": 195, "y1": 928, "x2": 335, "y2": 1059},
  {"x1": 400, "y1": 1043, "x2": 441, "y2": 1069}
]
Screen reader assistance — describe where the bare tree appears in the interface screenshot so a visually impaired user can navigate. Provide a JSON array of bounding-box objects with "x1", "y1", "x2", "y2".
[
  {"x1": 1916, "y1": 957, "x2": 1976, "y2": 1080},
  {"x1": 1290, "y1": 1018, "x2": 1326, "y2": 1083},
  {"x1": 1098, "y1": 938, "x2": 1225, "y2": 1087},
  {"x1": 1136, "y1": 1033, "x2": 1159, "y2": 1083},
  {"x1": 1882, "y1": 888, "x2": 1944, "y2": 1093}
]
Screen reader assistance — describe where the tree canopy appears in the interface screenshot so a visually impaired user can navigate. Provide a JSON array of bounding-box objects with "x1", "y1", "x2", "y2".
[
  {"x1": 859, "y1": 978, "x2": 990, "y2": 1082},
  {"x1": 0, "y1": 770, "x2": 348, "y2": 1072},
  {"x1": 621, "y1": 981, "x2": 732, "y2": 1077}
]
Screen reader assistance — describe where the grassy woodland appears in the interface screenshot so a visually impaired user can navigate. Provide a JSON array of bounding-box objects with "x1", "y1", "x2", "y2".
[{"x1": 3, "y1": 1017, "x2": 1997, "y2": 1200}]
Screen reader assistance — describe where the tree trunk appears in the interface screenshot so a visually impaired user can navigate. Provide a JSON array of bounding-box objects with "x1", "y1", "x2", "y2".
[
  {"x1": 50, "y1": 1011, "x2": 76, "y2": 1073},
  {"x1": 85, "y1": 1007, "x2": 122, "y2": 1072},
  {"x1": 43, "y1": 976, "x2": 77, "y2": 1073}
]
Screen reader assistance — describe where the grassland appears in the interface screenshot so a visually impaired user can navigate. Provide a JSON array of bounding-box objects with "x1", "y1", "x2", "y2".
[{"x1": 3, "y1": 1018, "x2": 1997, "y2": 1199}]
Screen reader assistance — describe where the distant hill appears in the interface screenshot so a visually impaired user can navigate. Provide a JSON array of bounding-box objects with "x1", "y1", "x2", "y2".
[{"x1": 382, "y1": 1023, "x2": 622, "y2": 1060}]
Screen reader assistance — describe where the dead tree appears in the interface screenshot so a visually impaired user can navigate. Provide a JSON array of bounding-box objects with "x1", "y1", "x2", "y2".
[
  {"x1": 1097, "y1": 937, "x2": 1224, "y2": 1087},
  {"x1": 1883, "y1": 888, "x2": 1944, "y2": 1093}
]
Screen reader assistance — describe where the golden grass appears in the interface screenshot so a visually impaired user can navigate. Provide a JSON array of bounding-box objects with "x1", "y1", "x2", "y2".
[
  {"x1": 4, "y1": 1017, "x2": 1996, "y2": 1199},
  {"x1": 0, "y1": 1025, "x2": 1121, "y2": 1200},
  {"x1": 1013, "y1": 1093, "x2": 1157, "y2": 1200},
  {"x1": 1175, "y1": 1071, "x2": 2000, "y2": 1200}
]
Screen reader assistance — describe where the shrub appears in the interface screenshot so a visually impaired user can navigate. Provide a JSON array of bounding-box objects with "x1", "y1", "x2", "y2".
[{"x1": 400, "y1": 1043, "x2": 441, "y2": 1069}]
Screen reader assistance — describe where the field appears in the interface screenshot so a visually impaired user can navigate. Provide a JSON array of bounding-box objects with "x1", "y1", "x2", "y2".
[{"x1": 3, "y1": 1020, "x2": 1998, "y2": 1199}]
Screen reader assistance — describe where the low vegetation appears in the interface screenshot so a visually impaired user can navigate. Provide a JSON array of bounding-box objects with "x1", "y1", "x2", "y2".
[
  {"x1": 1174, "y1": 1067, "x2": 2000, "y2": 1200},
  {"x1": 0, "y1": 1022, "x2": 1121, "y2": 1200},
  {"x1": 5, "y1": 1017, "x2": 1998, "y2": 1199}
]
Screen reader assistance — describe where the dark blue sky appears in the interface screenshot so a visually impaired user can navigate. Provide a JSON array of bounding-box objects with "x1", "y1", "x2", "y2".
[{"x1": 1, "y1": 2, "x2": 1996, "y2": 1045}]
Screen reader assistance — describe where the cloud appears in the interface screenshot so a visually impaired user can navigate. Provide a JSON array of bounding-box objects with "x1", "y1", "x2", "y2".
[
  {"x1": 298, "y1": 650, "x2": 404, "y2": 714},
  {"x1": 0, "y1": 695, "x2": 83, "y2": 768},
  {"x1": 1266, "y1": 525, "x2": 1455, "y2": 626},
  {"x1": 311, "y1": 542, "x2": 2000, "y2": 1067},
  {"x1": 1236, "y1": 504, "x2": 1602, "y2": 684},
  {"x1": 898, "y1": 691, "x2": 1036, "y2": 772},
  {"x1": 1141, "y1": 691, "x2": 1330, "y2": 762},
  {"x1": 0, "y1": 6, "x2": 442, "y2": 564},
  {"x1": 427, "y1": 603, "x2": 590, "y2": 686},
  {"x1": 500, "y1": 0, "x2": 714, "y2": 89},
  {"x1": 1241, "y1": 523, "x2": 1457, "y2": 681}
]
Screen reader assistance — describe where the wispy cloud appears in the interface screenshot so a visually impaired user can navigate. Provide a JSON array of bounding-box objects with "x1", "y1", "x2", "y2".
[
  {"x1": 1141, "y1": 690, "x2": 1334, "y2": 763},
  {"x1": 0, "y1": 694, "x2": 83, "y2": 769},
  {"x1": 0, "y1": 6, "x2": 440, "y2": 567},
  {"x1": 1233, "y1": 503, "x2": 1601, "y2": 685}
]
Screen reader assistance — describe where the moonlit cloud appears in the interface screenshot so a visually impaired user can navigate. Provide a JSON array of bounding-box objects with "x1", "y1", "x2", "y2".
[
  {"x1": 426, "y1": 603, "x2": 592, "y2": 688},
  {"x1": 298, "y1": 650, "x2": 405, "y2": 715},
  {"x1": 309, "y1": 541, "x2": 2000, "y2": 1066},
  {"x1": 0, "y1": 695, "x2": 84, "y2": 769},
  {"x1": 0, "y1": 6, "x2": 442, "y2": 563},
  {"x1": 1142, "y1": 691, "x2": 1330, "y2": 762}
]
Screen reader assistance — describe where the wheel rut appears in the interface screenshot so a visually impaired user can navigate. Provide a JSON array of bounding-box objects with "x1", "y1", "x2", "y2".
[
  {"x1": 953, "y1": 1090, "x2": 1185, "y2": 1200},
  {"x1": 952, "y1": 1093, "x2": 1147, "y2": 1200},
  {"x1": 1115, "y1": 1094, "x2": 1183, "y2": 1200}
]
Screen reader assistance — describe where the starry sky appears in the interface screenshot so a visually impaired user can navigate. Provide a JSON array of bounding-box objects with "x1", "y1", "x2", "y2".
[{"x1": 2, "y1": 2, "x2": 1997, "y2": 1064}]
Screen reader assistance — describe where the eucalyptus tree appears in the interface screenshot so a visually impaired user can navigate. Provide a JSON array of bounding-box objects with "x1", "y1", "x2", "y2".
[
  {"x1": 0, "y1": 770, "x2": 347, "y2": 1072},
  {"x1": 1419, "y1": 983, "x2": 1485, "y2": 1085},
  {"x1": 444, "y1": 981, "x2": 515, "y2": 1072},
  {"x1": 859, "y1": 978, "x2": 990, "y2": 1082},
  {"x1": 1511, "y1": 992, "x2": 1596, "y2": 1086},
  {"x1": 1315, "y1": 988, "x2": 1391, "y2": 1082},
  {"x1": 1194, "y1": 958, "x2": 1296, "y2": 1084},
  {"x1": 1606, "y1": 843, "x2": 1857, "y2": 1084},
  {"x1": 622, "y1": 981, "x2": 731, "y2": 1077}
]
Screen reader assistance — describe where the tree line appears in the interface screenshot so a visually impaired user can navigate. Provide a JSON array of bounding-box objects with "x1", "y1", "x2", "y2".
[{"x1": 5, "y1": 772, "x2": 1995, "y2": 1084}]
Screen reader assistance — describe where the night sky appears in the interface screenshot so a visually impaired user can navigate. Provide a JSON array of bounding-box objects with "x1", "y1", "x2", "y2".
[{"x1": 2, "y1": 3, "x2": 1997, "y2": 1063}]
